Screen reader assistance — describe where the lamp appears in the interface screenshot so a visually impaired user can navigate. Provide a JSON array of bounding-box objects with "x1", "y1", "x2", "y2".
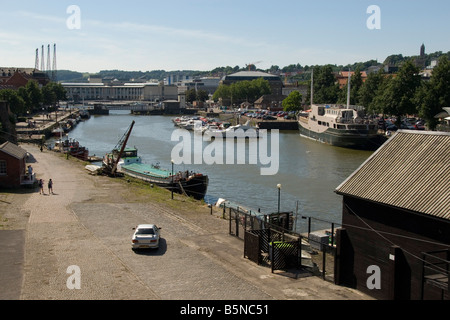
[
  {"x1": 277, "y1": 184, "x2": 281, "y2": 213},
  {"x1": 171, "y1": 159, "x2": 174, "y2": 199}
]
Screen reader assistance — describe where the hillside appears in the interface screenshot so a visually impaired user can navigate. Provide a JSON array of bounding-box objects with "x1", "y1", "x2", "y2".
[{"x1": 56, "y1": 50, "x2": 450, "y2": 83}]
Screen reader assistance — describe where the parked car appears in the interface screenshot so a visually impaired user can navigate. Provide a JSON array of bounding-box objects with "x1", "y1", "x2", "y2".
[{"x1": 132, "y1": 224, "x2": 161, "y2": 250}]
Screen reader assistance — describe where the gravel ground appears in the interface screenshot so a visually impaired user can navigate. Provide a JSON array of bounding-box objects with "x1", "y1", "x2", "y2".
[{"x1": 0, "y1": 143, "x2": 372, "y2": 301}]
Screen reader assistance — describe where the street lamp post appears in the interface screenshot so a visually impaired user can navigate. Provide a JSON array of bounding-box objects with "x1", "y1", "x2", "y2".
[
  {"x1": 171, "y1": 160, "x2": 174, "y2": 199},
  {"x1": 277, "y1": 184, "x2": 281, "y2": 213}
]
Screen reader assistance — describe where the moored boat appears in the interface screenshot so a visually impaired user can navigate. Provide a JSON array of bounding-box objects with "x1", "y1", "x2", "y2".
[
  {"x1": 204, "y1": 120, "x2": 259, "y2": 139},
  {"x1": 53, "y1": 138, "x2": 90, "y2": 161},
  {"x1": 115, "y1": 147, "x2": 209, "y2": 200},
  {"x1": 297, "y1": 104, "x2": 386, "y2": 150}
]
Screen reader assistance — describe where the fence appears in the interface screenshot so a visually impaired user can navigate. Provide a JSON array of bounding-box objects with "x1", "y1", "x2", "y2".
[{"x1": 222, "y1": 203, "x2": 340, "y2": 280}]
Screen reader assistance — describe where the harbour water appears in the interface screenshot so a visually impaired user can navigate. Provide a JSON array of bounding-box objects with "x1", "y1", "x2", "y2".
[{"x1": 59, "y1": 111, "x2": 373, "y2": 232}]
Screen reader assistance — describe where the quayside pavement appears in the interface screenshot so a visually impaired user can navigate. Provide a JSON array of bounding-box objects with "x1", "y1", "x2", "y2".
[{"x1": 0, "y1": 143, "x2": 373, "y2": 300}]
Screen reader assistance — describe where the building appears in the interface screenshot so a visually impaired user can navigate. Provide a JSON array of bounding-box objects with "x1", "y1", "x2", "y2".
[
  {"x1": 0, "y1": 68, "x2": 50, "y2": 88},
  {"x1": 0, "y1": 141, "x2": 29, "y2": 188},
  {"x1": 336, "y1": 71, "x2": 368, "y2": 89},
  {"x1": 254, "y1": 94, "x2": 287, "y2": 110},
  {"x1": 0, "y1": 101, "x2": 17, "y2": 144},
  {"x1": 334, "y1": 130, "x2": 450, "y2": 300},
  {"x1": 282, "y1": 83, "x2": 309, "y2": 103},
  {"x1": 220, "y1": 71, "x2": 283, "y2": 96},
  {"x1": 178, "y1": 77, "x2": 221, "y2": 95},
  {"x1": 62, "y1": 82, "x2": 179, "y2": 102}
]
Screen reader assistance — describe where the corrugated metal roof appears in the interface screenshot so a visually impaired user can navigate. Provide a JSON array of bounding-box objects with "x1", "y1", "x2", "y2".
[
  {"x1": 0, "y1": 142, "x2": 27, "y2": 160},
  {"x1": 335, "y1": 130, "x2": 450, "y2": 220}
]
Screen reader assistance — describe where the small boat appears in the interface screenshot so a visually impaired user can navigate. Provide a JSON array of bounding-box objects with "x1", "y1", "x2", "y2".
[
  {"x1": 79, "y1": 109, "x2": 90, "y2": 119},
  {"x1": 54, "y1": 138, "x2": 89, "y2": 161},
  {"x1": 204, "y1": 120, "x2": 259, "y2": 139},
  {"x1": 111, "y1": 147, "x2": 209, "y2": 200},
  {"x1": 52, "y1": 127, "x2": 65, "y2": 137}
]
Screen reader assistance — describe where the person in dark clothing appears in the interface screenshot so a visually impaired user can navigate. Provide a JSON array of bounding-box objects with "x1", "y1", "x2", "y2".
[{"x1": 48, "y1": 179, "x2": 53, "y2": 194}]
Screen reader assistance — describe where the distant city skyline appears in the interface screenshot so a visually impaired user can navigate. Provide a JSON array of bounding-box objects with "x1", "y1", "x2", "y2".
[{"x1": 0, "y1": 0, "x2": 449, "y2": 73}]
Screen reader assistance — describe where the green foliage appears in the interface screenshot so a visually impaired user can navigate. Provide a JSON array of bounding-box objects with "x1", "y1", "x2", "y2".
[
  {"x1": 26, "y1": 80, "x2": 43, "y2": 111},
  {"x1": 305, "y1": 65, "x2": 339, "y2": 104},
  {"x1": 415, "y1": 56, "x2": 450, "y2": 130},
  {"x1": 358, "y1": 69, "x2": 388, "y2": 114},
  {"x1": 0, "y1": 80, "x2": 67, "y2": 116},
  {"x1": 381, "y1": 60, "x2": 421, "y2": 123},
  {"x1": 212, "y1": 78, "x2": 271, "y2": 104},
  {"x1": 338, "y1": 68, "x2": 364, "y2": 105},
  {"x1": 282, "y1": 91, "x2": 302, "y2": 112},
  {"x1": 185, "y1": 89, "x2": 209, "y2": 103},
  {"x1": 0, "y1": 89, "x2": 26, "y2": 115}
]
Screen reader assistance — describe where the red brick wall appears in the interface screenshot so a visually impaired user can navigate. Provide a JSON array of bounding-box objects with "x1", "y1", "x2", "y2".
[{"x1": 0, "y1": 152, "x2": 25, "y2": 188}]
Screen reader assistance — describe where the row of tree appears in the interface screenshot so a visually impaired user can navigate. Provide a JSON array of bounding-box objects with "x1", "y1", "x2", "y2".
[
  {"x1": 212, "y1": 78, "x2": 271, "y2": 104},
  {"x1": 302, "y1": 56, "x2": 449, "y2": 130},
  {"x1": 0, "y1": 81, "x2": 67, "y2": 118},
  {"x1": 340, "y1": 56, "x2": 450, "y2": 130}
]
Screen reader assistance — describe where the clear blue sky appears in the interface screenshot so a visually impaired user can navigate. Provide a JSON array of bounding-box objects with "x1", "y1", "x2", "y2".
[{"x1": 1, "y1": 0, "x2": 449, "y2": 73}]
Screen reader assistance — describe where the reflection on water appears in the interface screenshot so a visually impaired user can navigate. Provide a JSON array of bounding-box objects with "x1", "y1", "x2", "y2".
[{"x1": 62, "y1": 111, "x2": 373, "y2": 230}]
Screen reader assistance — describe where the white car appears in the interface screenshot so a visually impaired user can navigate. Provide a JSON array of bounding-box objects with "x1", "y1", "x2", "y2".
[{"x1": 131, "y1": 224, "x2": 161, "y2": 250}]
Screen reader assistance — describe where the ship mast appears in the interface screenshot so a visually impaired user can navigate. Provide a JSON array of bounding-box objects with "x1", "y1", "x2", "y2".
[
  {"x1": 347, "y1": 68, "x2": 351, "y2": 108},
  {"x1": 310, "y1": 69, "x2": 314, "y2": 106}
]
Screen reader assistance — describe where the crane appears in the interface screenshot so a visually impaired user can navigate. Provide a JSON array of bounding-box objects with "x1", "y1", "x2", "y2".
[
  {"x1": 102, "y1": 120, "x2": 135, "y2": 176},
  {"x1": 246, "y1": 61, "x2": 262, "y2": 71}
]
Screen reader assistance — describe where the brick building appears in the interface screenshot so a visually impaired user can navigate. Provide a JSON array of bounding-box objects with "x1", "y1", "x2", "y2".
[
  {"x1": 0, "y1": 68, "x2": 50, "y2": 89},
  {"x1": 0, "y1": 141, "x2": 29, "y2": 188}
]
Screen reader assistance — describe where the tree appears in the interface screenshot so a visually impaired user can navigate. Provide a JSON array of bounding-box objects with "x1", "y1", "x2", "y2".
[
  {"x1": 25, "y1": 80, "x2": 43, "y2": 112},
  {"x1": 306, "y1": 65, "x2": 339, "y2": 104},
  {"x1": 338, "y1": 67, "x2": 364, "y2": 105},
  {"x1": 358, "y1": 69, "x2": 387, "y2": 114},
  {"x1": 282, "y1": 91, "x2": 302, "y2": 112},
  {"x1": 212, "y1": 78, "x2": 271, "y2": 105},
  {"x1": 42, "y1": 83, "x2": 57, "y2": 107},
  {"x1": 185, "y1": 89, "x2": 197, "y2": 104},
  {"x1": 415, "y1": 56, "x2": 450, "y2": 130},
  {"x1": 378, "y1": 60, "x2": 421, "y2": 124},
  {"x1": 196, "y1": 89, "x2": 209, "y2": 102},
  {"x1": 0, "y1": 89, "x2": 26, "y2": 115}
]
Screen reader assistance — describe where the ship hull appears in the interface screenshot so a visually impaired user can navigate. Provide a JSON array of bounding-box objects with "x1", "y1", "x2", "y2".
[
  {"x1": 121, "y1": 164, "x2": 208, "y2": 200},
  {"x1": 298, "y1": 121, "x2": 386, "y2": 150}
]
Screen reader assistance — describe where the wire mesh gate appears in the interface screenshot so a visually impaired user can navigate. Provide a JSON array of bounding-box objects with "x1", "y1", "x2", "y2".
[{"x1": 225, "y1": 205, "x2": 303, "y2": 272}]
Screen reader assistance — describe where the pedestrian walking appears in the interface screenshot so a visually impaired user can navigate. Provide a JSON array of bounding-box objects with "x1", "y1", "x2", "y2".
[
  {"x1": 38, "y1": 179, "x2": 44, "y2": 195},
  {"x1": 48, "y1": 179, "x2": 53, "y2": 194}
]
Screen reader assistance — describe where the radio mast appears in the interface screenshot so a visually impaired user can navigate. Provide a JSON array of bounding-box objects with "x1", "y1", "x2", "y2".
[{"x1": 52, "y1": 44, "x2": 57, "y2": 82}]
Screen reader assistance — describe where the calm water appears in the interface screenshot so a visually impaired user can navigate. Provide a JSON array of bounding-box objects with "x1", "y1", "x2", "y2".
[{"x1": 58, "y1": 111, "x2": 373, "y2": 232}]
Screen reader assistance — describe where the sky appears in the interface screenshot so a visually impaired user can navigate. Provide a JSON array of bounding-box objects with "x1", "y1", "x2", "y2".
[{"x1": 1, "y1": 0, "x2": 449, "y2": 73}]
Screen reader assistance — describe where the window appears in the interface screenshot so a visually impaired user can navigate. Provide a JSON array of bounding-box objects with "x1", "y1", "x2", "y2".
[
  {"x1": 136, "y1": 228, "x2": 155, "y2": 235},
  {"x1": 0, "y1": 160, "x2": 6, "y2": 175}
]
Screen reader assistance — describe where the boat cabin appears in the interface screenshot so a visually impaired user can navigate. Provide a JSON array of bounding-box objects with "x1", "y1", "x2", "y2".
[{"x1": 307, "y1": 104, "x2": 376, "y2": 131}]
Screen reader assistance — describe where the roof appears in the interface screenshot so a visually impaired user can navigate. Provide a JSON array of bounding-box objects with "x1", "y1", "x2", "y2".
[
  {"x1": 222, "y1": 71, "x2": 281, "y2": 81},
  {"x1": 335, "y1": 130, "x2": 450, "y2": 221},
  {"x1": 0, "y1": 141, "x2": 27, "y2": 160},
  {"x1": 228, "y1": 71, "x2": 278, "y2": 78}
]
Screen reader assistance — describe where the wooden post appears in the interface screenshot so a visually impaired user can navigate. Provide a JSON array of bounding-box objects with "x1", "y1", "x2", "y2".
[
  {"x1": 322, "y1": 247, "x2": 326, "y2": 280},
  {"x1": 388, "y1": 245, "x2": 401, "y2": 300}
]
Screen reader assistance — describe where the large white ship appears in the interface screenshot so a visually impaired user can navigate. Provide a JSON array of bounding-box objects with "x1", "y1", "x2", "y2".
[{"x1": 298, "y1": 104, "x2": 385, "y2": 150}]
